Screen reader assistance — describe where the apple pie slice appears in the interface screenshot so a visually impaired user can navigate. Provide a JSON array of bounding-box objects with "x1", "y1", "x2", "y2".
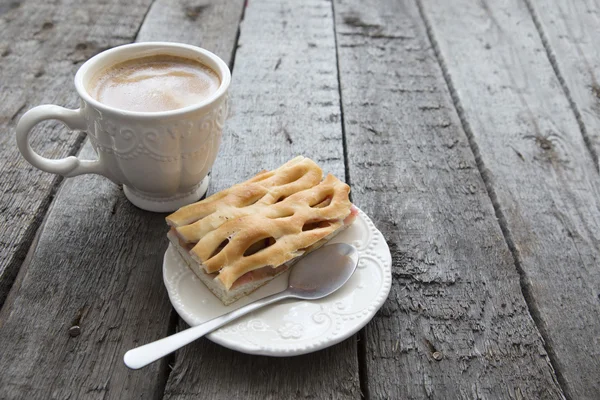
[{"x1": 166, "y1": 156, "x2": 358, "y2": 305}]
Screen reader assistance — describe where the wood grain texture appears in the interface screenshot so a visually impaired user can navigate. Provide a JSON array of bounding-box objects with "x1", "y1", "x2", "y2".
[
  {"x1": 333, "y1": 0, "x2": 565, "y2": 398},
  {"x1": 161, "y1": 0, "x2": 361, "y2": 399},
  {"x1": 137, "y1": 0, "x2": 244, "y2": 62},
  {"x1": 419, "y1": 0, "x2": 600, "y2": 398},
  {"x1": 0, "y1": 143, "x2": 175, "y2": 399},
  {"x1": 209, "y1": 0, "x2": 346, "y2": 184},
  {"x1": 0, "y1": 1, "x2": 245, "y2": 399},
  {"x1": 525, "y1": 0, "x2": 600, "y2": 168},
  {"x1": 157, "y1": 0, "x2": 360, "y2": 399},
  {"x1": 0, "y1": 0, "x2": 155, "y2": 306}
]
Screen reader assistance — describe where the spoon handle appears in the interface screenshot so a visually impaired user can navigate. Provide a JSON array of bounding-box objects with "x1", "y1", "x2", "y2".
[{"x1": 124, "y1": 290, "x2": 290, "y2": 369}]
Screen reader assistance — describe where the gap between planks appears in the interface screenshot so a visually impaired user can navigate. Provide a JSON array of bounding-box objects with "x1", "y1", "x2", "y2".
[
  {"x1": 521, "y1": 0, "x2": 599, "y2": 173},
  {"x1": 330, "y1": 0, "x2": 367, "y2": 398},
  {"x1": 228, "y1": 0, "x2": 248, "y2": 76},
  {"x1": 133, "y1": 0, "x2": 159, "y2": 41},
  {"x1": 155, "y1": 310, "x2": 179, "y2": 400},
  {"x1": 330, "y1": 0, "x2": 352, "y2": 189},
  {"x1": 0, "y1": 129, "x2": 87, "y2": 310},
  {"x1": 413, "y1": 0, "x2": 570, "y2": 398}
]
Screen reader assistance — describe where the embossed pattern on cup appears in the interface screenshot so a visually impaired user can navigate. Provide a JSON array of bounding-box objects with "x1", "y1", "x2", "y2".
[
  {"x1": 84, "y1": 96, "x2": 228, "y2": 194},
  {"x1": 15, "y1": 42, "x2": 231, "y2": 212}
]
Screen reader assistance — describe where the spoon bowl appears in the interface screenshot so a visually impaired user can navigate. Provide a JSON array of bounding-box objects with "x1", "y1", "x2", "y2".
[
  {"x1": 124, "y1": 243, "x2": 359, "y2": 369},
  {"x1": 287, "y1": 243, "x2": 359, "y2": 299}
]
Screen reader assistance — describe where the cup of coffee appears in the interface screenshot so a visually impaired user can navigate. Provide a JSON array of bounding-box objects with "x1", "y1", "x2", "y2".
[{"x1": 15, "y1": 42, "x2": 231, "y2": 212}]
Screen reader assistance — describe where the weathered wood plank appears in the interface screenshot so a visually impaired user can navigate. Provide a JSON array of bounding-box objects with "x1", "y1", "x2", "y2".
[
  {"x1": 333, "y1": 0, "x2": 565, "y2": 398},
  {"x1": 419, "y1": 0, "x2": 600, "y2": 398},
  {"x1": 525, "y1": 0, "x2": 600, "y2": 168},
  {"x1": 137, "y1": 0, "x2": 243, "y2": 61},
  {"x1": 0, "y1": 0, "x2": 155, "y2": 306},
  {"x1": 161, "y1": 0, "x2": 361, "y2": 399},
  {"x1": 0, "y1": 1, "x2": 245, "y2": 399},
  {"x1": 0, "y1": 143, "x2": 175, "y2": 399}
]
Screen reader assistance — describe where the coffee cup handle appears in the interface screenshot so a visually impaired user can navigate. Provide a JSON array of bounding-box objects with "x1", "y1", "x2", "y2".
[{"x1": 16, "y1": 105, "x2": 107, "y2": 178}]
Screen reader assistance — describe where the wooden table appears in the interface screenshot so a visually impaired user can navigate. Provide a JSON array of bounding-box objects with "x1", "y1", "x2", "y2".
[{"x1": 1, "y1": 0, "x2": 599, "y2": 398}]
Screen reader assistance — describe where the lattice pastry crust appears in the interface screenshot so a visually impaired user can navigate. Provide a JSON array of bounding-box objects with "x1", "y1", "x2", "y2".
[{"x1": 166, "y1": 156, "x2": 356, "y2": 301}]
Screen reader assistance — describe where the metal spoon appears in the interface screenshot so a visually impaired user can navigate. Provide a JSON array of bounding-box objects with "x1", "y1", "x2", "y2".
[{"x1": 124, "y1": 243, "x2": 359, "y2": 369}]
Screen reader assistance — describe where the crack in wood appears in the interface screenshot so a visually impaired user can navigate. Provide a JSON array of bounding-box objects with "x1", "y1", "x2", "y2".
[
  {"x1": 10, "y1": 103, "x2": 26, "y2": 122},
  {"x1": 281, "y1": 127, "x2": 293, "y2": 144},
  {"x1": 511, "y1": 145, "x2": 526, "y2": 161}
]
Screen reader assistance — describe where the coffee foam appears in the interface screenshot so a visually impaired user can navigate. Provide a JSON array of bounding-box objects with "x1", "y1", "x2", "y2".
[{"x1": 89, "y1": 55, "x2": 220, "y2": 112}]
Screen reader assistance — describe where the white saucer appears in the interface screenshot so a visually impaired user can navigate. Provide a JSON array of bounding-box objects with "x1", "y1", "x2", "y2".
[{"x1": 163, "y1": 207, "x2": 392, "y2": 356}]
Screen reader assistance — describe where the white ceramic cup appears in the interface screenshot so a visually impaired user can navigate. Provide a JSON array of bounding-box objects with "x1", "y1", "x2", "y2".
[{"x1": 16, "y1": 42, "x2": 231, "y2": 212}]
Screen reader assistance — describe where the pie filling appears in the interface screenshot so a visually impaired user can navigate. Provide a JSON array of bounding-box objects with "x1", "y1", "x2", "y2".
[
  {"x1": 230, "y1": 264, "x2": 289, "y2": 289},
  {"x1": 344, "y1": 205, "x2": 359, "y2": 225}
]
